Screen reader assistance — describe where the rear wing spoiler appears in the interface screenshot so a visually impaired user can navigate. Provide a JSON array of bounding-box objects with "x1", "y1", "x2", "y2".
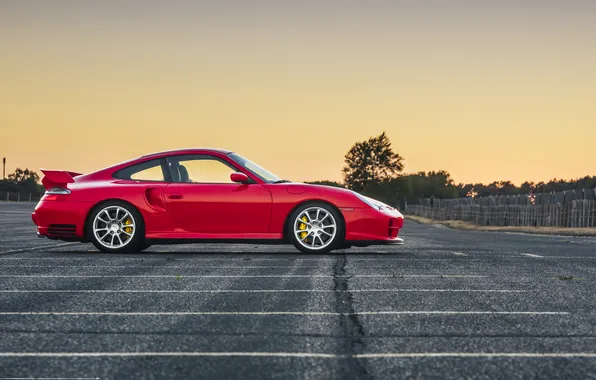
[{"x1": 40, "y1": 169, "x2": 83, "y2": 191}]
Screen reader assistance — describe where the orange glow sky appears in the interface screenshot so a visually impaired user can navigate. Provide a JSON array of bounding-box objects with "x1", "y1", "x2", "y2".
[{"x1": 1, "y1": 1, "x2": 595, "y2": 185}]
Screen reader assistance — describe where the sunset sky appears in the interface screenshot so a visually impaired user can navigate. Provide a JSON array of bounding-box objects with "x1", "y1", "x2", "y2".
[{"x1": 1, "y1": 0, "x2": 595, "y2": 185}]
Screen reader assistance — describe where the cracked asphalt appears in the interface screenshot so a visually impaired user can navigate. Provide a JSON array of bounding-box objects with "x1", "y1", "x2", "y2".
[{"x1": 1, "y1": 201, "x2": 596, "y2": 379}]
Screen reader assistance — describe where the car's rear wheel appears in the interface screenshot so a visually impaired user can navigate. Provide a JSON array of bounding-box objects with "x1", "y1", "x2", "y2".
[
  {"x1": 289, "y1": 202, "x2": 344, "y2": 254},
  {"x1": 87, "y1": 201, "x2": 145, "y2": 253}
]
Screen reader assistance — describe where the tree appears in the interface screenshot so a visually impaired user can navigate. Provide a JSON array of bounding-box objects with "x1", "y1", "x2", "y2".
[
  {"x1": 342, "y1": 132, "x2": 404, "y2": 191},
  {"x1": 8, "y1": 168, "x2": 39, "y2": 184},
  {"x1": 398, "y1": 171, "x2": 458, "y2": 200},
  {"x1": 7, "y1": 168, "x2": 42, "y2": 193},
  {"x1": 305, "y1": 180, "x2": 345, "y2": 188},
  {"x1": 519, "y1": 181, "x2": 535, "y2": 194}
]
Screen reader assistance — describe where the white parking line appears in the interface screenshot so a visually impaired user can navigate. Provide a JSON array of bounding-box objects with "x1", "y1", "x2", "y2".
[
  {"x1": 6, "y1": 254, "x2": 596, "y2": 260},
  {"x1": 0, "y1": 274, "x2": 488, "y2": 278},
  {"x1": 0, "y1": 351, "x2": 587, "y2": 358},
  {"x1": 452, "y1": 252, "x2": 467, "y2": 256},
  {"x1": 0, "y1": 352, "x2": 343, "y2": 358},
  {"x1": 0, "y1": 265, "x2": 326, "y2": 269},
  {"x1": 0, "y1": 269, "x2": 489, "y2": 278},
  {"x1": 0, "y1": 243, "x2": 77, "y2": 255},
  {"x1": 0, "y1": 257, "x2": 319, "y2": 261},
  {"x1": 531, "y1": 256, "x2": 596, "y2": 259},
  {"x1": 0, "y1": 268, "x2": 469, "y2": 273},
  {"x1": 5, "y1": 253, "x2": 592, "y2": 261},
  {"x1": 0, "y1": 289, "x2": 525, "y2": 293},
  {"x1": 0, "y1": 311, "x2": 568, "y2": 316},
  {"x1": 489, "y1": 255, "x2": 596, "y2": 259},
  {"x1": 522, "y1": 253, "x2": 544, "y2": 258},
  {"x1": 0, "y1": 257, "x2": 472, "y2": 261},
  {"x1": 355, "y1": 352, "x2": 596, "y2": 358}
]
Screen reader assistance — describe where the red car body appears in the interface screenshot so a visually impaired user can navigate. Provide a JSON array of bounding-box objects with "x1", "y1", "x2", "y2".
[{"x1": 31, "y1": 148, "x2": 404, "y2": 251}]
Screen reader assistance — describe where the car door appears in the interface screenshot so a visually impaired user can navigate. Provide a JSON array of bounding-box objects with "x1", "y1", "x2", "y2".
[{"x1": 163, "y1": 154, "x2": 272, "y2": 234}]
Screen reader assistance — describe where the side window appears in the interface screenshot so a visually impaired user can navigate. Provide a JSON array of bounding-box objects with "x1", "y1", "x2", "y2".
[
  {"x1": 114, "y1": 159, "x2": 166, "y2": 182},
  {"x1": 167, "y1": 155, "x2": 237, "y2": 183}
]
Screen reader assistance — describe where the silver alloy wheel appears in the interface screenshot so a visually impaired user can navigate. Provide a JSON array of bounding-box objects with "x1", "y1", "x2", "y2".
[
  {"x1": 294, "y1": 206, "x2": 337, "y2": 251},
  {"x1": 92, "y1": 205, "x2": 136, "y2": 249}
]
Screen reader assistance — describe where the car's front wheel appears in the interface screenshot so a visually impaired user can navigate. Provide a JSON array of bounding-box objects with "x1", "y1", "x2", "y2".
[
  {"x1": 288, "y1": 202, "x2": 344, "y2": 254},
  {"x1": 87, "y1": 201, "x2": 145, "y2": 253}
]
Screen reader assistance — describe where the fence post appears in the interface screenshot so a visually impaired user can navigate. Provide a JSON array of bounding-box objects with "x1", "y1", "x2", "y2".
[
  {"x1": 29, "y1": 193, "x2": 32, "y2": 202},
  {"x1": 17, "y1": 193, "x2": 20, "y2": 202}
]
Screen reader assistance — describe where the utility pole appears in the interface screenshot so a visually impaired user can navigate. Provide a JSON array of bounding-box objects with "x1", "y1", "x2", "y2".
[{"x1": 2, "y1": 157, "x2": 5, "y2": 180}]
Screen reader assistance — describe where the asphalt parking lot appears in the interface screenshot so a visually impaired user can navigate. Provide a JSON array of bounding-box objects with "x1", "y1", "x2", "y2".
[{"x1": 1, "y1": 202, "x2": 596, "y2": 379}]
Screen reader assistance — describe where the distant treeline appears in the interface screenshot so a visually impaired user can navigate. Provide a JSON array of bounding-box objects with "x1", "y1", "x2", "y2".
[
  {"x1": 0, "y1": 168, "x2": 44, "y2": 194},
  {"x1": 307, "y1": 173, "x2": 596, "y2": 205},
  {"x1": 306, "y1": 131, "x2": 596, "y2": 206}
]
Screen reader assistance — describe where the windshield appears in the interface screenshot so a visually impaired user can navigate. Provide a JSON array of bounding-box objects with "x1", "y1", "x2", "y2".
[{"x1": 228, "y1": 152, "x2": 281, "y2": 183}]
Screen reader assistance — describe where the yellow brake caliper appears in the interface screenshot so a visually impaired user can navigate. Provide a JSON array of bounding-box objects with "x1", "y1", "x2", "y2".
[
  {"x1": 298, "y1": 216, "x2": 308, "y2": 239},
  {"x1": 123, "y1": 218, "x2": 133, "y2": 237}
]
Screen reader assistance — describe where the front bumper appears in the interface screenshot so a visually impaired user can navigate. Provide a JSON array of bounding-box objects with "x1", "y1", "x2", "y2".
[{"x1": 341, "y1": 207, "x2": 404, "y2": 246}]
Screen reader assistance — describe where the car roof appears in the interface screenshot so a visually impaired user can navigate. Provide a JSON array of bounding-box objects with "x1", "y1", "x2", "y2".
[
  {"x1": 140, "y1": 148, "x2": 233, "y2": 159},
  {"x1": 80, "y1": 148, "x2": 236, "y2": 179}
]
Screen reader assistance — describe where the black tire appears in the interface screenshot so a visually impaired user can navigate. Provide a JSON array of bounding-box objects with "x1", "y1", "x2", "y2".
[
  {"x1": 287, "y1": 201, "x2": 345, "y2": 254},
  {"x1": 86, "y1": 200, "x2": 146, "y2": 253}
]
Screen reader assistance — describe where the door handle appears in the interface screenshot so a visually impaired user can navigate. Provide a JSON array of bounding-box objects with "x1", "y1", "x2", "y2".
[{"x1": 168, "y1": 193, "x2": 184, "y2": 200}]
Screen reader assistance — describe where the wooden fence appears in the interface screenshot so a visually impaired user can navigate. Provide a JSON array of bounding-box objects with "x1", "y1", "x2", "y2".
[
  {"x1": 406, "y1": 190, "x2": 596, "y2": 228},
  {"x1": 0, "y1": 191, "x2": 41, "y2": 202}
]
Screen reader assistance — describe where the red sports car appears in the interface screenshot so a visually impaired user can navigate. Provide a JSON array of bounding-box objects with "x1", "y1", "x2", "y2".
[{"x1": 31, "y1": 148, "x2": 404, "y2": 253}]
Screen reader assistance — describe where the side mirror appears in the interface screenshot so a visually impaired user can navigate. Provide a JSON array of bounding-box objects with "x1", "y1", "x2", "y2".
[{"x1": 230, "y1": 172, "x2": 249, "y2": 183}]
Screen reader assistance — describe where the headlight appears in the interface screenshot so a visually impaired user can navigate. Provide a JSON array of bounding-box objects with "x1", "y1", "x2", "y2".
[{"x1": 354, "y1": 193, "x2": 393, "y2": 211}]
